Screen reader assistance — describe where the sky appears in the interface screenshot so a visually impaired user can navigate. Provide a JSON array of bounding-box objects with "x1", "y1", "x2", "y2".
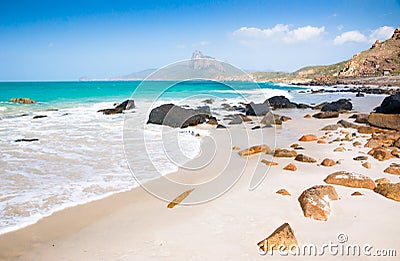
[{"x1": 0, "y1": 0, "x2": 399, "y2": 81}]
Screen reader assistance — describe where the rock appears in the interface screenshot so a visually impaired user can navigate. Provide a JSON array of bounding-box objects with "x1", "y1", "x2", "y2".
[
  {"x1": 238, "y1": 114, "x2": 252, "y2": 122},
  {"x1": 239, "y1": 145, "x2": 271, "y2": 156},
  {"x1": 14, "y1": 138, "x2": 39, "y2": 142},
  {"x1": 283, "y1": 163, "x2": 297, "y2": 171},
  {"x1": 313, "y1": 102, "x2": 329, "y2": 110},
  {"x1": 362, "y1": 162, "x2": 371, "y2": 169},
  {"x1": 280, "y1": 116, "x2": 292, "y2": 121},
  {"x1": 368, "y1": 147, "x2": 392, "y2": 161},
  {"x1": 97, "y1": 107, "x2": 123, "y2": 115},
  {"x1": 353, "y1": 141, "x2": 362, "y2": 147},
  {"x1": 10, "y1": 98, "x2": 37, "y2": 104},
  {"x1": 324, "y1": 171, "x2": 375, "y2": 190},
  {"x1": 374, "y1": 93, "x2": 400, "y2": 114},
  {"x1": 299, "y1": 134, "x2": 318, "y2": 142},
  {"x1": 321, "y1": 158, "x2": 336, "y2": 166},
  {"x1": 392, "y1": 148, "x2": 400, "y2": 158},
  {"x1": 116, "y1": 99, "x2": 135, "y2": 110},
  {"x1": 355, "y1": 114, "x2": 369, "y2": 123},
  {"x1": 245, "y1": 102, "x2": 270, "y2": 116},
  {"x1": 312, "y1": 111, "x2": 339, "y2": 119},
  {"x1": 197, "y1": 105, "x2": 211, "y2": 114},
  {"x1": 257, "y1": 223, "x2": 298, "y2": 252},
  {"x1": 207, "y1": 117, "x2": 218, "y2": 125},
  {"x1": 304, "y1": 114, "x2": 311, "y2": 118},
  {"x1": 395, "y1": 138, "x2": 400, "y2": 148},
  {"x1": 232, "y1": 146, "x2": 240, "y2": 151},
  {"x1": 337, "y1": 120, "x2": 359, "y2": 129},
  {"x1": 374, "y1": 183, "x2": 400, "y2": 202},
  {"x1": 202, "y1": 98, "x2": 214, "y2": 104},
  {"x1": 353, "y1": 156, "x2": 368, "y2": 161},
  {"x1": 297, "y1": 103, "x2": 311, "y2": 109},
  {"x1": 147, "y1": 104, "x2": 208, "y2": 128},
  {"x1": 298, "y1": 185, "x2": 339, "y2": 221},
  {"x1": 228, "y1": 115, "x2": 243, "y2": 125},
  {"x1": 384, "y1": 164, "x2": 400, "y2": 175},
  {"x1": 216, "y1": 124, "x2": 227, "y2": 129},
  {"x1": 266, "y1": 96, "x2": 298, "y2": 109},
  {"x1": 221, "y1": 103, "x2": 233, "y2": 111},
  {"x1": 274, "y1": 149, "x2": 297, "y2": 157},
  {"x1": 261, "y1": 159, "x2": 278, "y2": 166},
  {"x1": 356, "y1": 92, "x2": 365, "y2": 97},
  {"x1": 321, "y1": 124, "x2": 341, "y2": 131},
  {"x1": 367, "y1": 113, "x2": 400, "y2": 131},
  {"x1": 33, "y1": 115, "x2": 47, "y2": 119},
  {"x1": 375, "y1": 178, "x2": 391, "y2": 185},
  {"x1": 351, "y1": 191, "x2": 363, "y2": 196},
  {"x1": 290, "y1": 143, "x2": 299, "y2": 148},
  {"x1": 260, "y1": 112, "x2": 275, "y2": 125},
  {"x1": 276, "y1": 189, "x2": 291, "y2": 196},
  {"x1": 321, "y1": 99, "x2": 353, "y2": 112},
  {"x1": 294, "y1": 154, "x2": 317, "y2": 163}
]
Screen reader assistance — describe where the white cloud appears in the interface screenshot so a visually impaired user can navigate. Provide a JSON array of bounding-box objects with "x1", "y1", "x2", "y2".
[
  {"x1": 333, "y1": 26, "x2": 395, "y2": 45},
  {"x1": 232, "y1": 24, "x2": 325, "y2": 44},
  {"x1": 370, "y1": 26, "x2": 394, "y2": 42},
  {"x1": 333, "y1": 30, "x2": 367, "y2": 45}
]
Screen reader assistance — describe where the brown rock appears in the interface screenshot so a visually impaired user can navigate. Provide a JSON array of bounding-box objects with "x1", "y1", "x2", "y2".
[
  {"x1": 276, "y1": 189, "x2": 291, "y2": 196},
  {"x1": 295, "y1": 154, "x2": 317, "y2": 163},
  {"x1": 368, "y1": 147, "x2": 392, "y2": 161},
  {"x1": 392, "y1": 148, "x2": 400, "y2": 158},
  {"x1": 353, "y1": 156, "x2": 368, "y2": 161},
  {"x1": 321, "y1": 124, "x2": 341, "y2": 131},
  {"x1": 232, "y1": 146, "x2": 240, "y2": 150},
  {"x1": 304, "y1": 114, "x2": 311, "y2": 118},
  {"x1": 274, "y1": 149, "x2": 297, "y2": 157},
  {"x1": 351, "y1": 191, "x2": 363, "y2": 196},
  {"x1": 261, "y1": 159, "x2": 278, "y2": 166},
  {"x1": 299, "y1": 134, "x2": 318, "y2": 142},
  {"x1": 375, "y1": 178, "x2": 391, "y2": 185},
  {"x1": 9, "y1": 97, "x2": 37, "y2": 104},
  {"x1": 384, "y1": 164, "x2": 400, "y2": 175},
  {"x1": 257, "y1": 223, "x2": 298, "y2": 252},
  {"x1": 239, "y1": 145, "x2": 271, "y2": 156},
  {"x1": 362, "y1": 162, "x2": 371, "y2": 169},
  {"x1": 290, "y1": 143, "x2": 299, "y2": 148},
  {"x1": 298, "y1": 185, "x2": 339, "y2": 221},
  {"x1": 280, "y1": 116, "x2": 292, "y2": 121},
  {"x1": 312, "y1": 111, "x2": 339, "y2": 119},
  {"x1": 368, "y1": 113, "x2": 400, "y2": 131},
  {"x1": 374, "y1": 183, "x2": 400, "y2": 202},
  {"x1": 333, "y1": 147, "x2": 346, "y2": 152},
  {"x1": 317, "y1": 139, "x2": 326, "y2": 144},
  {"x1": 355, "y1": 114, "x2": 369, "y2": 124},
  {"x1": 353, "y1": 141, "x2": 362, "y2": 147},
  {"x1": 207, "y1": 118, "x2": 218, "y2": 125},
  {"x1": 167, "y1": 188, "x2": 195, "y2": 208},
  {"x1": 283, "y1": 163, "x2": 297, "y2": 171},
  {"x1": 321, "y1": 158, "x2": 336, "y2": 167},
  {"x1": 324, "y1": 171, "x2": 375, "y2": 190}
]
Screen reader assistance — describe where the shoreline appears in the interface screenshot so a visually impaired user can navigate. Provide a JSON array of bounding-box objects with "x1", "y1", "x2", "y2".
[{"x1": 1, "y1": 93, "x2": 399, "y2": 260}]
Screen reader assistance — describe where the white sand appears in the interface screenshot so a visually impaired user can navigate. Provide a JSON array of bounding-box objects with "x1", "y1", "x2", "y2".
[{"x1": 1, "y1": 94, "x2": 399, "y2": 260}]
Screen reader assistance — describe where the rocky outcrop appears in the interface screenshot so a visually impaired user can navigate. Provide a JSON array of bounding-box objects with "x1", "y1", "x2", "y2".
[
  {"x1": 266, "y1": 96, "x2": 297, "y2": 109},
  {"x1": 367, "y1": 113, "x2": 400, "y2": 131},
  {"x1": 98, "y1": 99, "x2": 135, "y2": 115},
  {"x1": 238, "y1": 145, "x2": 271, "y2": 156},
  {"x1": 298, "y1": 185, "x2": 339, "y2": 221},
  {"x1": 147, "y1": 104, "x2": 208, "y2": 128},
  {"x1": 384, "y1": 164, "x2": 400, "y2": 175},
  {"x1": 10, "y1": 98, "x2": 37, "y2": 104},
  {"x1": 374, "y1": 93, "x2": 400, "y2": 114},
  {"x1": 294, "y1": 154, "x2": 317, "y2": 163},
  {"x1": 374, "y1": 182, "x2": 400, "y2": 202},
  {"x1": 245, "y1": 102, "x2": 270, "y2": 116},
  {"x1": 257, "y1": 223, "x2": 298, "y2": 252},
  {"x1": 324, "y1": 171, "x2": 375, "y2": 190},
  {"x1": 321, "y1": 99, "x2": 352, "y2": 112}
]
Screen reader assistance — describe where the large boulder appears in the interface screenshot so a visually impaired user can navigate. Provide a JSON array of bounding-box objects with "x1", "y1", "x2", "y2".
[
  {"x1": 324, "y1": 171, "x2": 375, "y2": 189},
  {"x1": 367, "y1": 113, "x2": 400, "y2": 131},
  {"x1": 10, "y1": 98, "x2": 37, "y2": 104},
  {"x1": 245, "y1": 102, "x2": 270, "y2": 116},
  {"x1": 321, "y1": 99, "x2": 352, "y2": 112},
  {"x1": 266, "y1": 96, "x2": 297, "y2": 109},
  {"x1": 147, "y1": 104, "x2": 208, "y2": 128},
  {"x1": 298, "y1": 185, "x2": 339, "y2": 221},
  {"x1": 374, "y1": 93, "x2": 400, "y2": 114},
  {"x1": 374, "y1": 182, "x2": 400, "y2": 202}
]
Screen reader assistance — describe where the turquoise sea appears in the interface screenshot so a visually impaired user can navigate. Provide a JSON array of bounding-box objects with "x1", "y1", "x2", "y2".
[{"x1": 0, "y1": 80, "x2": 311, "y2": 234}]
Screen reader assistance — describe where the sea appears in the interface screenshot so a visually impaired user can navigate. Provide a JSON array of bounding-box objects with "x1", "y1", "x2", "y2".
[{"x1": 0, "y1": 80, "x2": 350, "y2": 234}]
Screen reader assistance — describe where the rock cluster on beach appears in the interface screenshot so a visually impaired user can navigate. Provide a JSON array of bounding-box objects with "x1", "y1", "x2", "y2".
[{"x1": 10, "y1": 98, "x2": 37, "y2": 104}]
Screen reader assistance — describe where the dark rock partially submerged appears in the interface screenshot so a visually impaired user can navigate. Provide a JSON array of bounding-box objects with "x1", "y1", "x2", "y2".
[
  {"x1": 374, "y1": 93, "x2": 400, "y2": 114},
  {"x1": 98, "y1": 99, "x2": 135, "y2": 115},
  {"x1": 147, "y1": 104, "x2": 209, "y2": 128}
]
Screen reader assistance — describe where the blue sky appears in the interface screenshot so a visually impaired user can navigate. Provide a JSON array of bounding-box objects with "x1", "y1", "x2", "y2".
[{"x1": 0, "y1": 0, "x2": 399, "y2": 80}]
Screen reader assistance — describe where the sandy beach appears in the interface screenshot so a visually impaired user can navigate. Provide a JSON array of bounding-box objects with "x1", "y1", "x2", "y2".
[{"x1": 1, "y1": 93, "x2": 399, "y2": 260}]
